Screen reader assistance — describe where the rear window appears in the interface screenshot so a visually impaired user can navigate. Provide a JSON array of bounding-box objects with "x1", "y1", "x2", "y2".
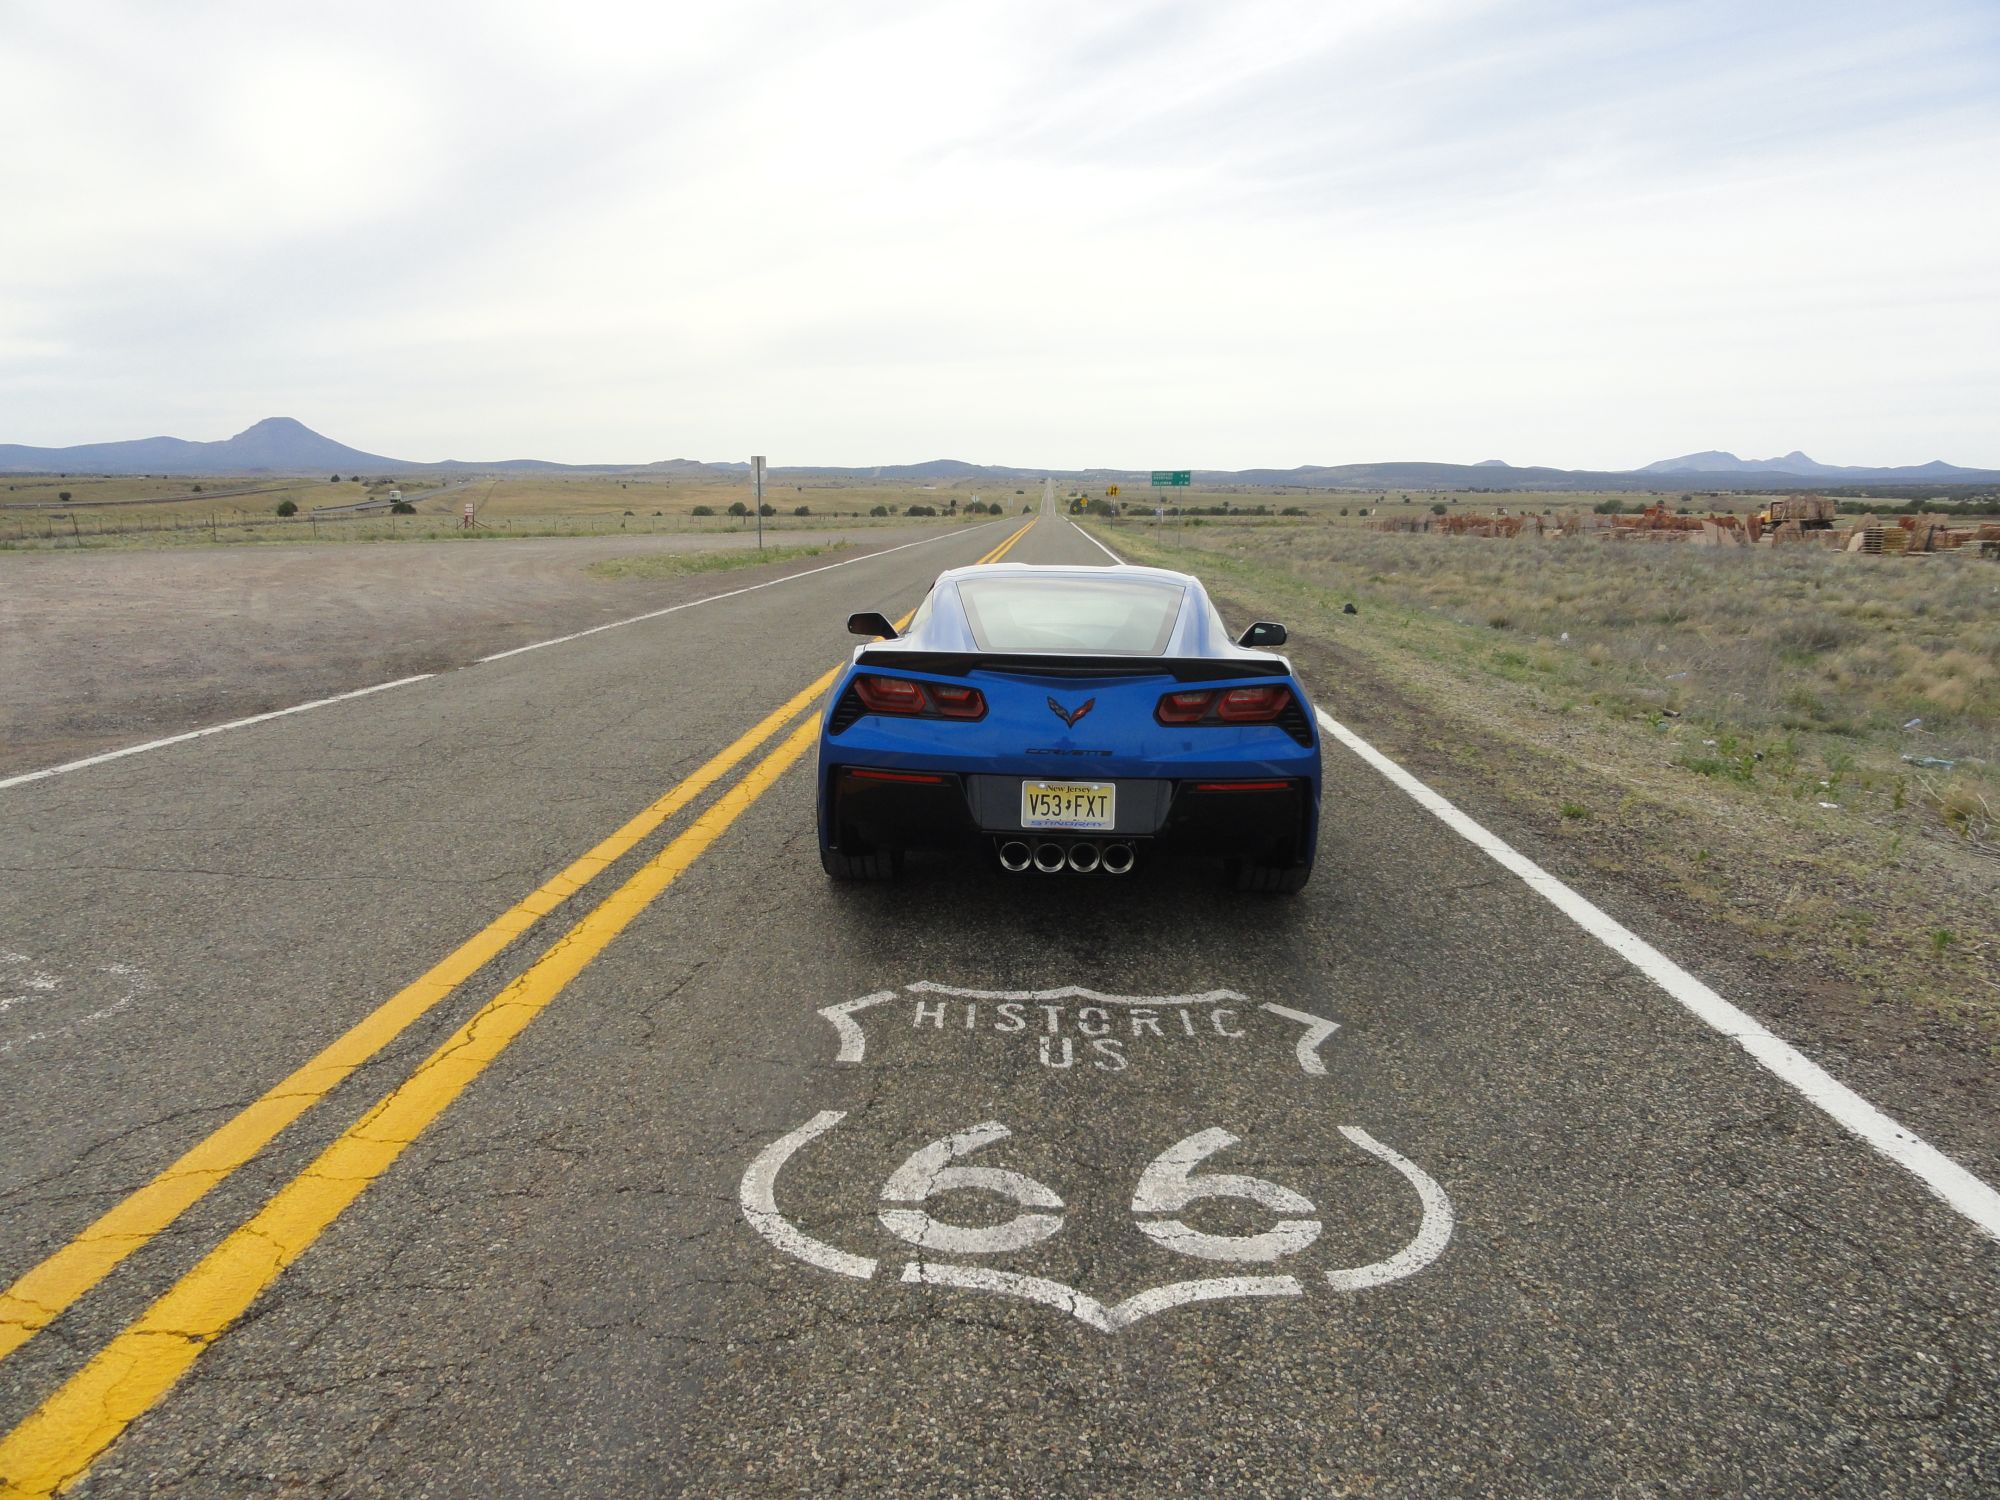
[{"x1": 957, "y1": 575, "x2": 1185, "y2": 655}]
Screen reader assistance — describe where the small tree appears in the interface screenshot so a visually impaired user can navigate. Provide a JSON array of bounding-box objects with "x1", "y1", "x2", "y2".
[
  {"x1": 728, "y1": 501, "x2": 749, "y2": 517},
  {"x1": 390, "y1": 501, "x2": 415, "y2": 515},
  {"x1": 192, "y1": 484, "x2": 203, "y2": 492},
  {"x1": 691, "y1": 505, "x2": 716, "y2": 516},
  {"x1": 276, "y1": 499, "x2": 298, "y2": 517},
  {"x1": 758, "y1": 503, "x2": 775, "y2": 517},
  {"x1": 1592, "y1": 498, "x2": 1626, "y2": 514},
  {"x1": 1430, "y1": 503, "x2": 1448, "y2": 516},
  {"x1": 870, "y1": 504, "x2": 890, "y2": 517},
  {"x1": 793, "y1": 504, "x2": 811, "y2": 516},
  {"x1": 58, "y1": 491, "x2": 72, "y2": 503},
  {"x1": 330, "y1": 474, "x2": 341, "y2": 483}
]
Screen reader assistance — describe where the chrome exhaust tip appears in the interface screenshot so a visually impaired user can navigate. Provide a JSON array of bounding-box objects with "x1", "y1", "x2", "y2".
[
  {"x1": 1032, "y1": 842, "x2": 1068, "y2": 874},
  {"x1": 1066, "y1": 842, "x2": 1102, "y2": 874},
  {"x1": 1100, "y1": 842, "x2": 1136, "y2": 875},
  {"x1": 997, "y1": 840, "x2": 1032, "y2": 873}
]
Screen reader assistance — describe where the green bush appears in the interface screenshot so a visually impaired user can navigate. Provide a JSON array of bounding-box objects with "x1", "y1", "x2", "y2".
[
  {"x1": 728, "y1": 501, "x2": 749, "y2": 517},
  {"x1": 906, "y1": 504, "x2": 937, "y2": 517},
  {"x1": 870, "y1": 504, "x2": 890, "y2": 517},
  {"x1": 1592, "y1": 498, "x2": 1626, "y2": 514},
  {"x1": 691, "y1": 504, "x2": 715, "y2": 516},
  {"x1": 275, "y1": 499, "x2": 298, "y2": 517},
  {"x1": 390, "y1": 501, "x2": 415, "y2": 515},
  {"x1": 793, "y1": 504, "x2": 811, "y2": 516}
]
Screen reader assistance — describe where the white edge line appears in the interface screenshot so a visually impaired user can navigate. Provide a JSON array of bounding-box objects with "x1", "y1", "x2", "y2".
[
  {"x1": 1086, "y1": 519, "x2": 2000, "y2": 1248},
  {"x1": 1069, "y1": 518, "x2": 1123, "y2": 562},
  {"x1": 0, "y1": 519, "x2": 1003, "y2": 790},
  {"x1": 1315, "y1": 704, "x2": 2000, "y2": 1247},
  {"x1": 0, "y1": 675, "x2": 435, "y2": 791},
  {"x1": 475, "y1": 520, "x2": 1003, "y2": 663}
]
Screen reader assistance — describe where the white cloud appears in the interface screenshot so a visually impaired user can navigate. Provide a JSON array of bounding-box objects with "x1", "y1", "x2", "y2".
[{"x1": 1, "y1": 0, "x2": 1995, "y2": 467}]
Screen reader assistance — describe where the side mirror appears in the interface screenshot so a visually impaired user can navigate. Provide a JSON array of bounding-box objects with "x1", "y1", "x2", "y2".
[
  {"x1": 1237, "y1": 621, "x2": 1287, "y2": 648},
  {"x1": 848, "y1": 611, "x2": 898, "y2": 640}
]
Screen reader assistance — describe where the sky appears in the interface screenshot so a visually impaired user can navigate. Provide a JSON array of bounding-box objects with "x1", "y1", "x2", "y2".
[{"x1": 2, "y1": 0, "x2": 1996, "y2": 470}]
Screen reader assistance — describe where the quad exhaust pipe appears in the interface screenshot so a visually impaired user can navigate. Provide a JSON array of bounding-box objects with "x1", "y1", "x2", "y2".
[{"x1": 995, "y1": 839, "x2": 1135, "y2": 875}]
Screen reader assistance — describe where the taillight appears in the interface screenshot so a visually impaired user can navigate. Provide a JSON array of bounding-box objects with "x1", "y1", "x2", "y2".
[
  {"x1": 850, "y1": 675, "x2": 987, "y2": 720},
  {"x1": 1157, "y1": 690, "x2": 1215, "y2": 725},
  {"x1": 1216, "y1": 685, "x2": 1292, "y2": 723},
  {"x1": 929, "y1": 684, "x2": 987, "y2": 719},
  {"x1": 1157, "y1": 684, "x2": 1295, "y2": 726},
  {"x1": 854, "y1": 675, "x2": 927, "y2": 715}
]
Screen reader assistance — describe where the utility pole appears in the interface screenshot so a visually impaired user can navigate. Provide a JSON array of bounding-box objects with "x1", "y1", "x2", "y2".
[{"x1": 752, "y1": 455, "x2": 766, "y2": 549}]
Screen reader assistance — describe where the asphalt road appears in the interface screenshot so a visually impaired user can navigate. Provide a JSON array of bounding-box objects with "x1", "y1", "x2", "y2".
[{"x1": 2, "y1": 491, "x2": 1997, "y2": 1496}]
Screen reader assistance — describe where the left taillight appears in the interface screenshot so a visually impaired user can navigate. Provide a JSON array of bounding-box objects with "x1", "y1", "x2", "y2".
[
  {"x1": 854, "y1": 675, "x2": 927, "y2": 715},
  {"x1": 849, "y1": 675, "x2": 986, "y2": 721}
]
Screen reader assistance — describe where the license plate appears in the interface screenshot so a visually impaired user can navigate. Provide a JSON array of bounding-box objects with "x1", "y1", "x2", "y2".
[{"x1": 1021, "y1": 780, "x2": 1116, "y2": 831}]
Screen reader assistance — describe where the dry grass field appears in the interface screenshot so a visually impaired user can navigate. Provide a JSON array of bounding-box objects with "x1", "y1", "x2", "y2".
[
  {"x1": 1095, "y1": 516, "x2": 2000, "y2": 1035},
  {"x1": 0, "y1": 472, "x2": 1037, "y2": 549}
]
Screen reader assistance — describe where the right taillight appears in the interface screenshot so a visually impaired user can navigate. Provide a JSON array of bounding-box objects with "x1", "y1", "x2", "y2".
[
  {"x1": 1216, "y1": 685, "x2": 1293, "y2": 723},
  {"x1": 1156, "y1": 685, "x2": 1294, "y2": 726}
]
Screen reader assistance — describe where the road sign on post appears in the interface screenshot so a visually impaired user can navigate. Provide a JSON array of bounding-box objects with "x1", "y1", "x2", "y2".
[
  {"x1": 752, "y1": 455, "x2": 766, "y2": 549},
  {"x1": 1150, "y1": 471, "x2": 1191, "y2": 487}
]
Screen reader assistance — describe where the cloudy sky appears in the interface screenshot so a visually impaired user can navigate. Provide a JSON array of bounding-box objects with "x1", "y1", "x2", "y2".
[{"x1": 3, "y1": 0, "x2": 1995, "y2": 469}]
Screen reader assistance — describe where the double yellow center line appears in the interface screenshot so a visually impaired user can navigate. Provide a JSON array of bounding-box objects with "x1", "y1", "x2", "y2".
[{"x1": 0, "y1": 515, "x2": 1036, "y2": 1496}]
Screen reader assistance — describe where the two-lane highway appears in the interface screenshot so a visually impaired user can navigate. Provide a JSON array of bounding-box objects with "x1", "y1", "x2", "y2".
[{"x1": 3, "y1": 497, "x2": 1997, "y2": 1496}]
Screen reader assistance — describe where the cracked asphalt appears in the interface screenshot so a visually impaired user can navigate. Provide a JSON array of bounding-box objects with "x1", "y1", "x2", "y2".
[{"x1": 3, "y1": 513, "x2": 1997, "y2": 1496}]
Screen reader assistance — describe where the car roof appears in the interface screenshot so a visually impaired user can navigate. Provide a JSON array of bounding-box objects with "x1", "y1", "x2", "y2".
[{"x1": 932, "y1": 561, "x2": 1200, "y2": 589}]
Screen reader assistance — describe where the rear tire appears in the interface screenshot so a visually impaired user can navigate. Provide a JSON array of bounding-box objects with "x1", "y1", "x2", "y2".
[
  {"x1": 820, "y1": 841, "x2": 903, "y2": 881},
  {"x1": 1230, "y1": 857, "x2": 1312, "y2": 894}
]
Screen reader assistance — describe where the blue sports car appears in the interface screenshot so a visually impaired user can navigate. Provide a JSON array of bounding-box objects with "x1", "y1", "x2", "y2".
[{"x1": 817, "y1": 563, "x2": 1321, "y2": 892}]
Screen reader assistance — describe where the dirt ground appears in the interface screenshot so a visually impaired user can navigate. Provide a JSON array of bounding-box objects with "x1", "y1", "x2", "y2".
[{"x1": 0, "y1": 525, "x2": 952, "y2": 774}]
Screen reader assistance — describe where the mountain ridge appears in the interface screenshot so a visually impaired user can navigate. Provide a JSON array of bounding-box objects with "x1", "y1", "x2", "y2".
[{"x1": 2, "y1": 419, "x2": 1995, "y2": 490}]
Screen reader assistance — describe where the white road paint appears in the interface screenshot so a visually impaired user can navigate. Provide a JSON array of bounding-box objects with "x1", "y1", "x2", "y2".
[
  {"x1": 0, "y1": 956, "x2": 152, "y2": 1059},
  {"x1": 1314, "y1": 703, "x2": 2000, "y2": 1248},
  {"x1": 475, "y1": 520, "x2": 1002, "y2": 663},
  {"x1": 902, "y1": 1262, "x2": 1303, "y2": 1333},
  {"x1": 879, "y1": 1122, "x2": 1066, "y2": 1255},
  {"x1": 1131, "y1": 1128, "x2": 1321, "y2": 1263},
  {"x1": 0, "y1": 519, "x2": 1002, "y2": 792},
  {"x1": 1068, "y1": 518, "x2": 1123, "y2": 563},
  {"x1": 737, "y1": 1109, "x2": 877, "y2": 1280},
  {"x1": 0, "y1": 677, "x2": 434, "y2": 791},
  {"x1": 818, "y1": 990, "x2": 896, "y2": 1063},
  {"x1": 1258, "y1": 1002, "x2": 1340, "y2": 1076},
  {"x1": 906, "y1": 981, "x2": 1246, "y2": 1007},
  {"x1": 1323, "y1": 1127, "x2": 1456, "y2": 1293}
]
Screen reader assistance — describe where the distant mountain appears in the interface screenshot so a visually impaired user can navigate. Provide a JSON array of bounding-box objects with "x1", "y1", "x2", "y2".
[
  {"x1": 3, "y1": 418, "x2": 1994, "y2": 489},
  {"x1": 1636, "y1": 449, "x2": 1991, "y2": 482}
]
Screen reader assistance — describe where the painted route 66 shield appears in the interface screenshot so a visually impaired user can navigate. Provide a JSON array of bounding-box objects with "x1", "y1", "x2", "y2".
[{"x1": 739, "y1": 982, "x2": 1454, "y2": 1334}]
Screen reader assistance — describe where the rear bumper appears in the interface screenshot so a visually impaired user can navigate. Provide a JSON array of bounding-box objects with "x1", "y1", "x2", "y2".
[{"x1": 821, "y1": 764, "x2": 1316, "y2": 866}]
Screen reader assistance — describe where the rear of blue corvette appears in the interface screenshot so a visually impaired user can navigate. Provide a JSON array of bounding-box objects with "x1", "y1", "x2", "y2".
[{"x1": 816, "y1": 564, "x2": 1322, "y2": 892}]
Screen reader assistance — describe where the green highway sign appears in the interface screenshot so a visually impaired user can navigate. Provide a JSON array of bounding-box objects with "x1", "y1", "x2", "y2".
[{"x1": 1150, "y1": 470, "x2": 1191, "y2": 487}]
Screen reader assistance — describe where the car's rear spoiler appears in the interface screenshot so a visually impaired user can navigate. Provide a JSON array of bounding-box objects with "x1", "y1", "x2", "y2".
[{"x1": 852, "y1": 649, "x2": 1289, "y2": 682}]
